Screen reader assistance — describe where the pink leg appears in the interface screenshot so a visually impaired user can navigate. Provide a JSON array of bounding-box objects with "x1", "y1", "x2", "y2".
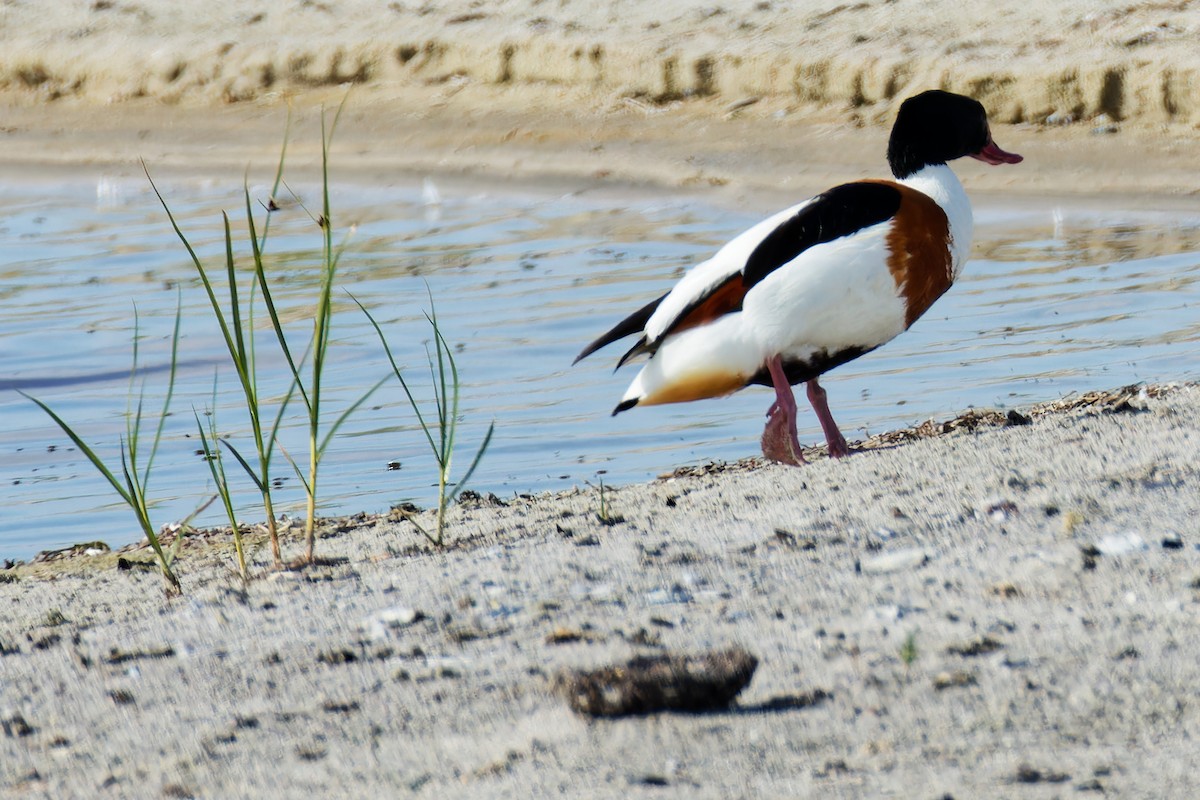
[
  {"x1": 806, "y1": 377, "x2": 850, "y2": 458},
  {"x1": 761, "y1": 355, "x2": 805, "y2": 466}
]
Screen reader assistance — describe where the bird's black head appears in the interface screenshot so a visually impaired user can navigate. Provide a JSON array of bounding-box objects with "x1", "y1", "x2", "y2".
[{"x1": 887, "y1": 90, "x2": 1022, "y2": 179}]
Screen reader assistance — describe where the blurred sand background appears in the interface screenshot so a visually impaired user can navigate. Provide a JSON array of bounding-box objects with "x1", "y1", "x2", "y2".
[
  {"x1": 2, "y1": 0, "x2": 1199, "y2": 205},
  {"x1": 5, "y1": 3, "x2": 1200, "y2": 798}
]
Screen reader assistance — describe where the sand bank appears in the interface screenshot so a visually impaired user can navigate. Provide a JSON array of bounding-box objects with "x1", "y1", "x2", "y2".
[
  {"x1": 2, "y1": 1, "x2": 1199, "y2": 206},
  {"x1": 5, "y1": 1, "x2": 1200, "y2": 126},
  {"x1": 4, "y1": 384, "x2": 1200, "y2": 797}
]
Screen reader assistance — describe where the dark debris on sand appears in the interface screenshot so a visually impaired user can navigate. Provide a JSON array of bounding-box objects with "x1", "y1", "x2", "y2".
[{"x1": 557, "y1": 646, "x2": 758, "y2": 717}]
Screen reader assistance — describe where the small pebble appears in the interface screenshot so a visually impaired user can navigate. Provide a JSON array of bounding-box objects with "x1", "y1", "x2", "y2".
[
  {"x1": 984, "y1": 499, "x2": 1018, "y2": 522},
  {"x1": 1091, "y1": 114, "x2": 1119, "y2": 135},
  {"x1": 378, "y1": 606, "x2": 423, "y2": 627},
  {"x1": 859, "y1": 548, "x2": 931, "y2": 575},
  {"x1": 933, "y1": 670, "x2": 976, "y2": 690},
  {"x1": 1095, "y1": 532, "x2": 1148, "y2": 556},
  {"x1": 1, "y1": 713, "x2": 34, "y2": 738},
  {"x1": 646, "y1": 585, "x2": 693, "y2": 605}
]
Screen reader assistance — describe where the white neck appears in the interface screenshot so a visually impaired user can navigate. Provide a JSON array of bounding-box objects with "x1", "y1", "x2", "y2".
[{"x1": 899, "y1": 164, "x2": 973, "y2": 278}]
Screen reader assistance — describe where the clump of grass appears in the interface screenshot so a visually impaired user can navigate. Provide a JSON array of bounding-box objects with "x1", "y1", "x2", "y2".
[
  {"x1": 151, "y1": 100, "x2": 382, "y2": 568},
  {"x1": 899, "y1": 630, "x2": 919, "y2": 679},
  {"x1": 597, "y1": 478, "x2": 609, "y2": 523},
  {"x1": 147, "y1": 150, "x2": 293, "y2": 569},
  {"x1": 282, "y1": 105, "x2": 387, "y2": 563},
  {"x1": 194, "y1": 382, "x2": 248, "y2": 580},
  {"x1": 30, "y1": 99, "x2": 487, "y2": 579},
  {"x1": 21, "y1": 304, "x2": 185, "y2": 595},
  {"x1": 359, "y1": 294, "x2": 495, "y2": 547},
  {"x1": 586, "y1": 477, "x2": 624, "y2": 526}
]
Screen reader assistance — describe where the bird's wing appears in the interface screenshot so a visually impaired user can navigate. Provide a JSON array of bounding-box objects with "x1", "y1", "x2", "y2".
[
  {"x1": 572, "y1": 291, "x2": 668, "y2": 365},
  {"x1": 575, "y1": 182, "x2": 904, "y2": 365},
  {"x1": 739, "y1": 182, "x2": 902, "y2": 291},
  {"x1": 574, "y1": 201, "x2": 812, "y2": 366}
]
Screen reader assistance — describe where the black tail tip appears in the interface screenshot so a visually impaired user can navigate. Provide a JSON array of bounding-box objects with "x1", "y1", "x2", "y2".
[
  {"x1": 574, "y1": 340, "x2": 604, "y2": 366},
  {"x1": 612, "y1": 398, "x2": 638, "y2": 416}
]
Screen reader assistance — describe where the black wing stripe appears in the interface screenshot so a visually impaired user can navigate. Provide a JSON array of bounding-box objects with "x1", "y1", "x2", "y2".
[
  {"x1": 573, "y1": 291, "x2": 669, "y2": 364},
  {"x1": 615, "y1": 336, "x2": 653, "y2": 370},
  {"x1": 742, "y1": 182, "x2": 902, "y2": 289},
  {"x1": 646, "y1": 271, "x2": 748, "y2": 348}
]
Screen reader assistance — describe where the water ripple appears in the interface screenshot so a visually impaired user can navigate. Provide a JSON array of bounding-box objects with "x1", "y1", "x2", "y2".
[{"x1": 2, "y1": 178, "x2": 1198, "y2": 559}]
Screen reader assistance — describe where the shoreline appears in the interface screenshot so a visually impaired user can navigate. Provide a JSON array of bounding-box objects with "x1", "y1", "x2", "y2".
[
  {"x1": 6, "y1": 382, "x2": 1179, "y2": 574},
  {"x1": 5, "y1": 380, "x2": 1200, "y2": 796},
  {"x1": 3, "y1": 88, "x2": 1200, "y2": 215}
]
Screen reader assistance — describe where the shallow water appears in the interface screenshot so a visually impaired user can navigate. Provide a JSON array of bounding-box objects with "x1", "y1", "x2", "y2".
[{"x1": 3, "y1": 175, "x2": 1199, "y2": 561}]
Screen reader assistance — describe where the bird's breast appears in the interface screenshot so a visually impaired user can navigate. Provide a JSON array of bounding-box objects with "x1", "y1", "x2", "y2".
[{"x1": 871, "y1": 180, "x2": 956, "y2": 327}]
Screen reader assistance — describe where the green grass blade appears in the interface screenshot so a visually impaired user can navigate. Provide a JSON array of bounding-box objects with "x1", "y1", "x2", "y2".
[
  {"x1": 274, "y1": 438, "x2": 311, "y2": 495},
  {"x1": 126, "y1": 394, "x2": 145, "y2": 493},
  {"x1": 128, "y1": 304, "x2": 141, "y2": 413},
  {"x1": 423, "y1": 339, "x2": 445, "y2": 460},
  {"x1": 193, "y1": 408, "x2": 238, "y2": 522},
  {"x1": 252, "y1": 251, "x2": 311, "y2": 412},
  {"x1": 316, "y1": 375, "x2": 389, "y2": 460},
  {"x1": 144, "y1": 293, "x2": 183, "y2": 483},
  {"x1": 246, "y1": 172, "x2": 312, "y2": 416},
  {"x1": 126, "y1": 306, "x2": 143, "y2": 466},
  {"x1": 195, "y1": 403, "x2": 248, "y2": 578},
  {"x1": 117, "y1": 439, "x2": 172, "y2": 570},
  {"x1": 256, "y1": 106, "x2": 291, "y2": 248},
  {"x1": 435, "y1": 319, "x2": 462, "y2": 459},
  {"x1": 118, "y1": 441, "x2": 148, "y2": 528},
  {"x1": 145, "y1": 167, "x2": 243, "y2": 373},
  {"x1": 352, "y1": 296, "x2": 439, "y2": 455},
  {"x1": 427, "y1": 309, "x2": 452, "y2": 460},
  {"x1": 19, "y1": 392, "x2": 136, "y2": 508},
  {"x1": 445, "y1": 420, "x2": 495, "y2": 504},
  {"x1": 320, "y1": 94, "x2": 350, "y2": 237},
  {"x1": 221, "y1": 213, "x2": 251, "y2": 384},
  {"x1": 219, "y1": 438, "x2": 269, "y2": 495}
]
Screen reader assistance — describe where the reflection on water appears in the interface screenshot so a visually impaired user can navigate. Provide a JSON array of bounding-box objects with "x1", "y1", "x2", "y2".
[{"x1": 2, "y1": 176, "x2": 1199, "y2": 560}]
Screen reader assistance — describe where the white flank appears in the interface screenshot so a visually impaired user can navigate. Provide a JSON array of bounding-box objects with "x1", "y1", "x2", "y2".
[
  {"x1": 645, "y1": 199, "x2": 813, "y2": 343},
  {"x1": 620, "y1": 314, "x2": 757, "y2": 406},
  {"x1": 741, "y1": 221, "x2": 906, "y2": 358}
]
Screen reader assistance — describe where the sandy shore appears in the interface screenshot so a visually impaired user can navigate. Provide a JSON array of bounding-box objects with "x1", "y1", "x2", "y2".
[
  {"x1": 4, "y1": 384, "x2": 1200, "y2": 797},
  {"x1": 5, "y1": 2, "x2": 1200, "y2": 798}
]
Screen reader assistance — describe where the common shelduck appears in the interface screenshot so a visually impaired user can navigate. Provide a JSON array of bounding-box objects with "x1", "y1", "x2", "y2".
[{"x1": 574, "y1": 90, "x2": 1023, "y2": 465}]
